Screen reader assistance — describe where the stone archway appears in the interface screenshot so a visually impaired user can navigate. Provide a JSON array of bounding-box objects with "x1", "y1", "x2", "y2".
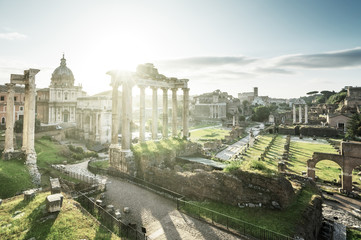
[{"x1": 307, "y1": 142, "x2": 361, "y2": 193}]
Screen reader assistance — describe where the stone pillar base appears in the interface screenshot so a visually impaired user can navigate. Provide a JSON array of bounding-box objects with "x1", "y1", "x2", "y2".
[
  {"x1": 26, "y1": 153, "x2": 41, "y2": 186},
  {"x1": 2, "y1": 150, "x2": 24, "y2": 160},
  {"x1": 109, "y1": 147, "x2": 136, "y2": 177}
]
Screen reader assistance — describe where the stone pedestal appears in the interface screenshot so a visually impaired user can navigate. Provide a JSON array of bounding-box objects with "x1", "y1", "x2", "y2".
[
  {"x1": 46, "y1": 194, "x2": 63, "y2": 213},
  {"x1": 24, "y1": 189, "x2": 36, "y2": 201},
  {"x1": 109, "y1": 146, "x2": 136, "y2": 177},
  {"x1": 50, "y1": 178, "x2": 61, "y2": 194}
]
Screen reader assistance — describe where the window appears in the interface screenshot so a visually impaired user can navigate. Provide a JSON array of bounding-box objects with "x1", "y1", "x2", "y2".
[
  {"x1": 65, "y1": 93, "x2": 68, "y2": 100},
  {"x1": 0, "y1": 96, "x2": 4, "y2": 101},
  {"x1": 1, "y1": 117, "x2": 5, "y2": 125},
  {"x1": 20, "y1": 107, "x2": 23, "y2": 111},
  {"x1": 14, "y1": 97, "x2": 17, "y2": 101}
]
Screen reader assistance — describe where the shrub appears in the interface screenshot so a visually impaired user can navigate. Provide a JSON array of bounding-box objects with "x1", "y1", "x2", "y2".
[{"x1": 250, "y1": 160, "x2": 267, "y2": 171}]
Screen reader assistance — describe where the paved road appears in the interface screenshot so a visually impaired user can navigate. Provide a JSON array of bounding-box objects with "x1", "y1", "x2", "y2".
[
  {"x1": 63, "y1": 160, "x2": 243, "y2": 239},
  {"x1": 105, "y1": 176, "x2": 244, "y2": 240},
  {"x1": 215, "y1": 123, "x2": 264, "y2": 161}
]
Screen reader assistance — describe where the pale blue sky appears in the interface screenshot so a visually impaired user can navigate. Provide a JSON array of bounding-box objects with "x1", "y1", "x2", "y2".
[{"x1": 1, "y1": 0, "x2": 361, "y2": 98}]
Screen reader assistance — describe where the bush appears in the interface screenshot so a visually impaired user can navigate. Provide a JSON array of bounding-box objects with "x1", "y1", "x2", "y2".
[{"x1": 68, "y1": 144, "x2": 84, "y2": 153}]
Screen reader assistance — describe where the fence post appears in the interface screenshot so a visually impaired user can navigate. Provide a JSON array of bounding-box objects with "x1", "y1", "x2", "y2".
[
  {"x1": 211, "y1": 211, "x2": 213, "y2": 224},
  {"x1": 226, "y1": 217, "x2": 229, "y2": 230}
]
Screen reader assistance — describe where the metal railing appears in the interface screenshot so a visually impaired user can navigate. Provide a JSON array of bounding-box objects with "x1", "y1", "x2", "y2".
[
  {"x1": 76, "y1": 191, "x2": 151, "y2": 240},
  {"x1": 177, "y1": 198, "x2": 294, "y2": 240},
  {"x1": 89, "y1": 164, "x2": 295, "y2": 240}
]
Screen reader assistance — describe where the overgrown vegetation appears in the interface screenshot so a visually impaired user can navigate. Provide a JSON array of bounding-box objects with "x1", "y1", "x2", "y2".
[
  {"x1": 180, "y1": 185, "x2": 319, "y2": 236},
  {"x1": 346, "y1": 113, "x2": 361, "y2": 140},
  {"x1": 0, "y1": 192, "x2": 120, "y2": 240},
  {"x1": 89, "y1": 160, "x2": 109, "y2": 169},
  {"x1": 347, "y1": 228, "x2": 361, "y2": 240}
]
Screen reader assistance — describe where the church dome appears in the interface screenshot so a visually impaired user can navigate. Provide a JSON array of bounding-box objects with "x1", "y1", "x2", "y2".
[{"x1": 51, "y1": 54, "x2": 75, "y2": 87}]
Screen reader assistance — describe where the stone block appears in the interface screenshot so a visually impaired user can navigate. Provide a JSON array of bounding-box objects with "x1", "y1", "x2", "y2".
[
  {"x1": 46, "y1": 194, "x2": 63, "y2": 213},
  {"x1": 123, "y1": 207, "x2": 130, "y2": 213},
  {"x1": 106, "y1": 205, "x2": 114, "y2": 213},
  {"x1": 114, "y1": 209, "x2": 121, "y2": 219},
  {"x1": 24, "y1": 189, "x2": 36, "y2": 201},
  {"x1": 50, "y1": 178, "x2": 61, "y2": 194}
]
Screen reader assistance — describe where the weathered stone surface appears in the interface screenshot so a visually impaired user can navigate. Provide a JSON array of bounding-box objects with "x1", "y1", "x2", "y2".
[
  {"x1": 50, "y1": 178, "x2": 61, "y2": 194},
  {"x1": 114, "y1": 209, "x2": 121, "y2": 219},
  {"x1": 145, "y1": 168, "x2": 295, "y2": 209},
  {"x1": 123, "y1": 207, "x2": 130, "y2": 213},
  {"x1": 24, "y1": 189, "x2": 36, "y2": 201},
  {"x1": 46, "y1": 194, "x2": 63, "y2": 213},
  {"x1": 295, "y1": 195, "x2": 322, "y2": 240}
]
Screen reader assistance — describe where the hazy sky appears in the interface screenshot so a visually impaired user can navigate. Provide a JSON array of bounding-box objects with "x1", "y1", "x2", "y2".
[{"x1": 1, "y1": 0, "x2": 361, "y2": 98}]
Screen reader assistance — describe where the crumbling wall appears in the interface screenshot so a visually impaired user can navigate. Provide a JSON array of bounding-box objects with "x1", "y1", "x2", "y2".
[{"x1": 145, "y1": 168, "x2": 295, "y2": 208}]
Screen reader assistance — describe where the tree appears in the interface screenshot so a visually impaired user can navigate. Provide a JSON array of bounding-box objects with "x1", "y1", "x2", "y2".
[
  {"x1": 252, "y1": 106, "x2": 270, "y2": 122},
  {"x1": 306, "y1": 91, "x2": 319, "y2": 95},
  {"x1": 326, "y1": 91, "x2": 347, "y2": 105},
  {"x1": 14, "y1": 118, "x2": 41, "y2": 133},
  {"x1": 346, "y1": 113, "x2": 361, "y2": 140}
]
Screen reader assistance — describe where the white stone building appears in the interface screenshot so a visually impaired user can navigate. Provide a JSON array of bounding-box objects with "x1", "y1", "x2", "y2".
[{"x1": 47, "y1": 55, "x2": 86, "y2": 124}]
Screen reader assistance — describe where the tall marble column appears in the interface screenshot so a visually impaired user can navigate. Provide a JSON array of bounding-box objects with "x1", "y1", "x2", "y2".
[
  {"x1": 95, "y1": 113, "x2": 99, "y2": 141},
  {"x1": 182, "y1": 88, "x2": 189, "y2": 139},
  {"x1": 122, "y1": 81, "x2": 132, "y2": 150},
  {"x1": 305, "y1": 105, "x2": 308, "y2": 124},
  {"x1": 4, "y1": 83, "x2": 15, "y2": 153},
  {"x1": 22, "y1": 84, "x2": 29, "y2": 151},
  {"x1": 172, "y1": 88, "x2": 178, "y2": 137},
  {"x1": 162, "y1": 88, "x2": 168, "y2": 138},
  {"x1": 292, "y1": 104, "x2": 296, "y2": 124},
  {"x1": 298, "y1": 105, "x2": 302, "y2": 123},
  {"x1": 139, "y1": 86, "x2": 146, "y2": 142},
  {"x1": 110, "y1": 77, "x2": 119, "y2": 145},
  {"x1": 151, "y1": 87, "x2": 158, "y2": 140},
  {"x1": 26, "y1": 71, "x2": 38, "y2": 155}
]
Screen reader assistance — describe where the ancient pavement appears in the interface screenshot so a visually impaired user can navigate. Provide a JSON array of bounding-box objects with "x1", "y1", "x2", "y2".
[
  {"x1": 64, "y1": 160, "x2": 243, "y2": 240},
  {"x1": 215, "y1": 123, "x2": 264, "y2": 161}
]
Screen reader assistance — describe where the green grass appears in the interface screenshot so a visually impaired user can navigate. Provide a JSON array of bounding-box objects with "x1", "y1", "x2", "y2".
[
  {"x1": 35, "y1": 138, "x2": 68, "y2": 169},
  {"x1": 0, "y1": 192, "x2": 120, "y2": 240},
  {"x1": 347, "y1": 228, "x2": 361, "y2": 240},
  {"x1": 132, "y1": 138, "x2": 187, "y2": 159},
  {"x1": 180, "y1": 185, "x2": 318, "y2": 236},
  {"x1": 89, "y1": 160, "x2": 109, "y2": 169},
  {"x1": 0, "y1": 159, "x2": 34, "y2": 199},
  {"x1": 190, "y1": 123, "x2": 220, "y2": 130},
  {"x1": 225, "y1": 134, "x2": 284, "y2": 174},
  {"x1": 190, "y1": 128, "x2": 230, "y2": 142}
]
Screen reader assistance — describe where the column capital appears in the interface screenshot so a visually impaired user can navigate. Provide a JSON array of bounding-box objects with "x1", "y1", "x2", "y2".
[
  {"x1": 161, "y1": 87, "x2": 169, "y2": 91},
  {"x1": 182, "y1": 87, "x2": 190, "y2": 91},
  {"x1": 5, "y1": 82, "x2": 16, "y2": 88}
]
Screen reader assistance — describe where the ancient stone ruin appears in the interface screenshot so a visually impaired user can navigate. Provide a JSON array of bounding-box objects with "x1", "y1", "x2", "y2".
[
  {"x1": 307, "y1": 141, "x2": 361, "y2": 193},
  {"x1": 108, "y1": 64, "x2": 189, "y2": 176},
  {"x1": 2, "y1": 69, "x2": 41, "y2": 185}
]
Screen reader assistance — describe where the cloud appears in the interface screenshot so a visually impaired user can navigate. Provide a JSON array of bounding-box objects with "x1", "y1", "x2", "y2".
[
  {"x1": 0, "y1": 32, "x2": 27, "y2": 40},
  {"x1": 254, "y1": 67, "x2": 293, "y2": 75},
  {"x1": 156, "y1": 56, "x2": 255, "y2": 70},
  {"x1": 274, "y1": 47, "x2": 361, "y2": 69}
]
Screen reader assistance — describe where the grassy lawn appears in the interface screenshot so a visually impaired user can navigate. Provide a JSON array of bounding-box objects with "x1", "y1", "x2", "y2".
[
  {"x1": 190, "y1": 128, "x2": 230, "y2": 143},
  {"x1": 190, "y1": 122, "x2": 220, "y2": 130},
  {"x1": 0, "y1": 159, "x2": 34, "y2": 199},
  {"x1": 89, "y1": 160, "x2": 109, "y2": 169},
  {"x1": 35, "y1": 138, "x2": 68, "y2": 169},
  {"x1": 225, "y1": 134, "x2": 284, "y2": 174},
  {"x1": 0, "y1": 192, "x2": 120, "y2": 240},
  {"x1": 181, "y1": 185, "x2": 318, "y2": 237}
]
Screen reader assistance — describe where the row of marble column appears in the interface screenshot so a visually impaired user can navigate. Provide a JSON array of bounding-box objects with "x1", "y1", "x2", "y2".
[
  {"x1": 293, "y1": 104, "x2": 308, "y2": 124},
  {"x1": 4, "y1": 69, "x2": 39, "y2": 157},
  {"x1": 111, "y1": 81, "x2": 189, "y2": 151}
]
